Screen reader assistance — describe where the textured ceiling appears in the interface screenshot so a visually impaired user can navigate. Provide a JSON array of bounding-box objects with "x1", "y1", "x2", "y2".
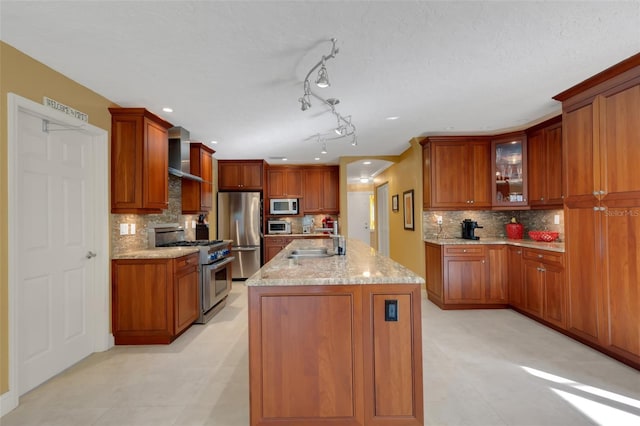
[{"x1": 1, "y1": 1, "x2": 639, "y2": 182}]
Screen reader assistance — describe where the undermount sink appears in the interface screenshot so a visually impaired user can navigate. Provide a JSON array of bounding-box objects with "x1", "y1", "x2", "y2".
[{"x1": 287, "y1": 248, "x2": 334, "y2": 259}]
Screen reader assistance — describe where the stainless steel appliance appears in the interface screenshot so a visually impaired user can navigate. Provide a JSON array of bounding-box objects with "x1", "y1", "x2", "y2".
[
  {"x1": 149, "y1": 224, "x2": 234, "y2": 323},
  {"x1": 269, "y1": 198, "x2": 299, "y2": 215},
  {"x1": 461, "y1": 219, "x2": 483, "y2": 240},
  {"x1": 218, "y1": 192, "x2": 262, "y2": 279},
  {"x1": 267, "y1": 220, "x2": 291, "y2": 234}
]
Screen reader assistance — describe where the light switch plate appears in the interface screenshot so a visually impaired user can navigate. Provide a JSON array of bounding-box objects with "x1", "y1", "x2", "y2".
[
  {"x1": 191, "y1": 220, "x2": 196, "y2": 229},
  {"x1": 130, "y1": 223, "x2": 136, "y2": 234},
  {"x1": 119, "y1": 223, "x2": 128, "y2": 235},
  {"x1": 554, "y1": 214, "x2": 560, "y2": 225}
]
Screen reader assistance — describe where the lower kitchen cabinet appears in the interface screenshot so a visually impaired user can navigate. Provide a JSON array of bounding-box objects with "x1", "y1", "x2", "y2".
[
  {"x1": 112, "y1": 252, "x2": 200, "y2": 344},
  {"x1": 520, "y1": 248, "x2": 566, "y2": 329},
  {"x1": 249, "y1": 284, "x2": 423, "y2": 426},
  {"x1": 425, "y1": 243, "x2": 507, "y2": 309}
]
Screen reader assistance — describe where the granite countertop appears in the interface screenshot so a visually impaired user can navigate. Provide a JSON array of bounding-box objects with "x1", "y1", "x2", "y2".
[
  {"x1": 246, "y1": 238, "x2": 425, "y2": 287},
  {"x1": 424, "y1": 237, "x2": 565, "y2": 253},
  {"x1": 112, "y1": 247, "x2": 200, "y2": 260}
]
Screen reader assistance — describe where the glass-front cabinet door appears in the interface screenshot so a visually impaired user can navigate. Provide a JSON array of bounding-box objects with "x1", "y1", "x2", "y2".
[{"x1": 492, "y1": 133, "x2": 528, "y2": 207}]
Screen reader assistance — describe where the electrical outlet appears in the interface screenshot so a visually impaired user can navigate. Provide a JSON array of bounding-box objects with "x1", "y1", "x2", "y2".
[
  {"x1": 191, "y1": 220, "x2": 196, "y2": 229},
  {"x1": 119, "y1": 223, "x2": 129, "y2": 235},
  {"x1": 554, "y1": 214, "x2": 560, "y2": 225},
  {"x1": 130, "y1": 223, "x2": 136, "y2": 235},
  {"x1": 436, "y1": 215, "x2": 443, "y2": 225}
]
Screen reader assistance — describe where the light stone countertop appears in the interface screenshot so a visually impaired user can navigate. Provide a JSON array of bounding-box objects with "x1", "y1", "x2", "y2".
[
  {"x1": 112, "y1": 247, "x2": 200, "y2": 260},
  {"x1": 424, "y1": 237, "x2": 565, "y2": 253},
  {"x1": 246, "y1": 238, "x2": 425, "y2": 287}
]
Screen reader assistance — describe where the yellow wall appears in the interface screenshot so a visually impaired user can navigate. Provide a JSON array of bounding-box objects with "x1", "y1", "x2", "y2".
[
  {"x1": 0, "y1": 42, "x2": 115, "y2": 395},
  {"x1": 374, "y1": 139, "x2": 425, "y2": 278}
]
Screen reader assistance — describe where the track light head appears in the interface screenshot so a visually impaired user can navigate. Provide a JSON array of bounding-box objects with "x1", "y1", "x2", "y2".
[
  {"x1": 299, "y1": 94, "x2": 311, "y2": 111},
  {"x1": 321, "y1": 143, "x2": 328, "y2": 154},
  {"x1": 351, "y1": 134, "x2": 358, "y2": 146},
  {"x1": 316, "y1": 63, "x2": 330, "y2": 88}
]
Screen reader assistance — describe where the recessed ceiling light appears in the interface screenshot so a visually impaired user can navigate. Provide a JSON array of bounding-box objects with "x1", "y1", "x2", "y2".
[
  {"x1": 162, "y1": 107, "x2": 173, "y2": 113},
  {"x1": 282, "y1": 157, "x2": 288, "y2": 161},
  {"x1": 359, "y1": 177, "x2": 369, "y2": 183},
  {"x1": 314, "y1": 157, "x2": 320, "y2": 161},
  {"x1": 386, "y1": 116, "x2": 399, "y2": 120},
  {"x1": 210, "y1": 140, "x2": 218, "y2": 144},
  {"x1": 363, "y1": 161, "x2": 372, "y2": 165}
]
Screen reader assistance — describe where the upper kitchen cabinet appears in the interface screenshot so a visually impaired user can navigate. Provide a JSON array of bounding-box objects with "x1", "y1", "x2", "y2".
[
  {"x1": 527, "y1": 116, "x2": 563, "y2": 208},
  {"x1": 491, "y1": 132, "x2": 528, "y2": 208},
  {"x1": 182, "y1": 143, "x2": 215, "y2": 214},
  {"x1": 266, "y1": 166, "x2": 303, "y2": 198},
  {"x1": 109, "y1": 108, "x2": 173, "y2": 213},
  {"x1": 421, "y1": 137, "x2": 491, "y2": 210},
  {"x1": 301, "y1": 166, "x2": 340, "y2": 214},
  {"x1": 554, "y1": 53, "x2": 640, "y2": 368},
  {"x1": 218, "y1": 160, "x2": 264, "y2": 191}
]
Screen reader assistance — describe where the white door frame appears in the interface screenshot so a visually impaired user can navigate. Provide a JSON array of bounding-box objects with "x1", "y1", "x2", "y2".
[{"x1": 2, "y1": 93, "x2": 111, "y2": 415}]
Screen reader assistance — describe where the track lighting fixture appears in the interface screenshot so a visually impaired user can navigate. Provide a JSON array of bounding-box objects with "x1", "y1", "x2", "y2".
[
  {"x1": 321, "y1": 143, "x2": 328, "y2": 154},
  {"x1": 298, "y1": 38, "x2": 358, "y2": 150}
]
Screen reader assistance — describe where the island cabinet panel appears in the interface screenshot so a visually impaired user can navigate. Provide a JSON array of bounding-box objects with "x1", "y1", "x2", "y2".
[
  {"x1": 249, "y1": 283, "x2": 423, "y2": 426},
  {"x1": 109, "y1": 108, "x2": 173, "y2": 213},
  {"x1": 555, "y1": 54, "x2": 640, "y2": 368},
  {"x1": 111, "y1": 253, "x2": 199, "y2": 345},
  {"x1": 218, "y1": 160, "x2": 264, "y2": 190}
]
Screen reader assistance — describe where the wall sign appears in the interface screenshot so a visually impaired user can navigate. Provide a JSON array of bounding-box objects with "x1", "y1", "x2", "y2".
[{"x1": 43, "y1": 97, "x2": 89, "y2": 122}]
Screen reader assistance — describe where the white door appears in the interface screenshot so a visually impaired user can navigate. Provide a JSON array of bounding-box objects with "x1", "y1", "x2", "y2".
[
  {"x1": 377, "y1": 184, "x2": 390, "y2": 256},
  {"x1": 17, "y1": 110, "x2": 97, "y2": 395},
  {"x1": 347, "y1": 191, "x2": 372, "y2": 245}
]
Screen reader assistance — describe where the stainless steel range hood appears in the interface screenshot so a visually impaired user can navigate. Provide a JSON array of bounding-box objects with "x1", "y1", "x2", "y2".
[{"x1": 168, "y1": 126, "x2": 204, "y2": 182}]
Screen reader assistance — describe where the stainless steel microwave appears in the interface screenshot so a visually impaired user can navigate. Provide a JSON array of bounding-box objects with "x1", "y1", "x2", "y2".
[
  {"x1": 269, "y1": 198, "x2": 298, "y2": 215},
  {"x1": 267, "y1": 220, "x2": 292, "y2": 234}
]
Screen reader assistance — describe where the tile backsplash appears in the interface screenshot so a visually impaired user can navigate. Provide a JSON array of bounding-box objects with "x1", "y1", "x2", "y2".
[
  {"x1": 111, "y1": 175, "x2": 201, "y2": 256},
  {"x1": 422, "y1": 209, "x2": 564, "y2": 241}
]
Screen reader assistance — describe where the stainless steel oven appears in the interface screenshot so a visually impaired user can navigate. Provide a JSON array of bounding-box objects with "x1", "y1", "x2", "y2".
[{"x1": 201, "y1": 256, "x2": 234, "y2": 323}]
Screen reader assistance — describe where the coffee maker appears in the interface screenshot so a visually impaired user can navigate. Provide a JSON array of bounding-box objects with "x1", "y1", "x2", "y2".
[{"x1": 461, "y1": 219, "x2": 483, "y2": 240}]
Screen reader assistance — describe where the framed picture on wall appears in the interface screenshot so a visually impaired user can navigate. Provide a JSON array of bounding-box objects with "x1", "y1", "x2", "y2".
[
  {"x1": 392, "y1": 194, "x2": 399, "y2": 212},
  {"x1": 403, "y1": 189, "x2": 414, "y2": 230}
]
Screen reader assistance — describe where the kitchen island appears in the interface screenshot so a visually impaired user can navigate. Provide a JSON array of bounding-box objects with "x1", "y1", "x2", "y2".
[{"x1": 246, "y1": 238, "x2": 425, "y2": 426}]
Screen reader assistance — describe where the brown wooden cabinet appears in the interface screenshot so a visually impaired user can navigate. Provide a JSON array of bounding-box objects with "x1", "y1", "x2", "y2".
[
  {"x1": 521, "y1": 248, "x2": 566, "y2": 329},
  {"x1": 109, "y1": 108, "x2": 173, "y2": 213},
  {"x1": 425, "y1": 243, "x2": 507, "y2": 308},
  {"x1": 182, "y1": 143, "x2": 214, "y2": 214},
  {"x1": 301, "y1": 166, "x2": 339, "y2": 214},
  {"x1": 249, "y1": 284, "x2": 423, "y2": 426},
  {"x1": 421, "y1": 137, "x2": 491, "y2": 209},
  {"x1": 555, "y1": 53, "x2": 640, "y2": 368},
  {"x1": 218, "y1": 160, "x2": 264, "y2": 190},
  {"x1": 527, "y1": 117, "x2": 563, "y2": 207},
  {"x1": 507, "y1": 246, "x2": 524, "y2": 309},
  {"x1": 491, "y1": 132, "x2": 528, "y2": 208},
  {"x1": 266, "y1": 167, "x2": 302, "y2": 198},
  {"x1": 111, "y1": 252, "x2": 200, "y2": 344}
]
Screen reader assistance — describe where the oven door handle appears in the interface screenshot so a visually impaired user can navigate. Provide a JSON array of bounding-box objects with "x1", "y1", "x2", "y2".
[
  {"x1": 232, "y1": 247, "x2": 259, "y2": 252},
  {"x1": 207, "y1": 257, "x2": 235, "y2": 269}
]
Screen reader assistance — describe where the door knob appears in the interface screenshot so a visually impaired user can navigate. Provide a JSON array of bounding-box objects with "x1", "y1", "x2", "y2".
[{"x1": 86, "y1": 251, "x2": 97, "y2": 259}]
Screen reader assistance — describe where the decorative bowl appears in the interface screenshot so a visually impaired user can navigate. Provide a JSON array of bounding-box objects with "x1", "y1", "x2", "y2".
[{"x1": 528, "y1": 231, "x2": 559, "y2": 242}]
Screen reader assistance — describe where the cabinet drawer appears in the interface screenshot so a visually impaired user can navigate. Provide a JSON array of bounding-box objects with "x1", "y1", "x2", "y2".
[
  {"x1": 174, "y1": 253, "x2": 199, "y2": 272},
  {"x1": 265, "y1": 237, "x2": 286, "y2": 245},
  {"x1": 444, "y1": 246, "x2": 485, "y2": 256},
  {"x1": 522, "y1": 248, "x2": 564, "y2": 267}
]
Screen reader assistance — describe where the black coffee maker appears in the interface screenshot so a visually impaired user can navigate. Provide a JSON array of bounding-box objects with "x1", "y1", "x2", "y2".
[{"x1": 461, "y1": 219, "x2": 483, "y2": 240}]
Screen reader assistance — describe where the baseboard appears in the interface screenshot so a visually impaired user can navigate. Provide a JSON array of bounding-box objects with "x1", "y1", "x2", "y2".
[{"x1": 0, "y1": 389, "x2": 18, "y2": 417}]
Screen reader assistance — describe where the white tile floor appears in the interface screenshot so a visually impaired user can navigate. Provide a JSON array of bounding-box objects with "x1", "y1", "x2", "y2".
[{"x1": 3, "y1": 283, "x2": 639, "y2": 426}]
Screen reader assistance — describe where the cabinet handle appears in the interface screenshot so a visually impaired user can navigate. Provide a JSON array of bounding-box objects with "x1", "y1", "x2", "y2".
[
  {"x1": 517, "y1": 251, "x2": 522, "y2": 254},
  {"x1": 593, "y1": 191, "x2": 599, "y2": 196},
  {"x1": 600, "y1": 207, "x2": 606, "y2": 211},
  {"x1": 599, "y1": 190, "x2": 606, "y2": 195},
  {"x1": 470, "y1": 200, "x2": 474, "y2": 204},
  {"x1": 537, "y1": 254, "x2": 543, "y2": 258},
  {"x1": 482, "y1": 259, "x2": 485, "y2": 264},
  {"x1": 540, "y1": 197, "x2": 544, "y2": 201},
  {"x1": 463, "y1": 249, "x2": 467, "y2": 253},
  {"x1": 593, "y1": 206, "x2": 600, "y2": 211},
  {"x1": 540, "y1": 268, "x2": 546, "y2": 273}
]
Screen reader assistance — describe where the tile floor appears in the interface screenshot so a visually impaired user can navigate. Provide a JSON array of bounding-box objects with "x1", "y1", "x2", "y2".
[{"x1": 2, "y1": 283, "x2": 639, "y2": 426}]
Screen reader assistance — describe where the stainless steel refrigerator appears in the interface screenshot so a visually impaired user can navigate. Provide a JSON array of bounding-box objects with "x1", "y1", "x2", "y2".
[{"x1": 217, "y1": 192, "x2": 262, "y2": 279}]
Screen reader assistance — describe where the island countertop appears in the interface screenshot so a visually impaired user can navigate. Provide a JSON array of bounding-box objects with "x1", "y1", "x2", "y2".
[
  {"x1": 246, "y1": 238, "x2": 425, "y2": 287},
  {"x1": 111, "y1": 247, "x2": 200, "y2": 260}
]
